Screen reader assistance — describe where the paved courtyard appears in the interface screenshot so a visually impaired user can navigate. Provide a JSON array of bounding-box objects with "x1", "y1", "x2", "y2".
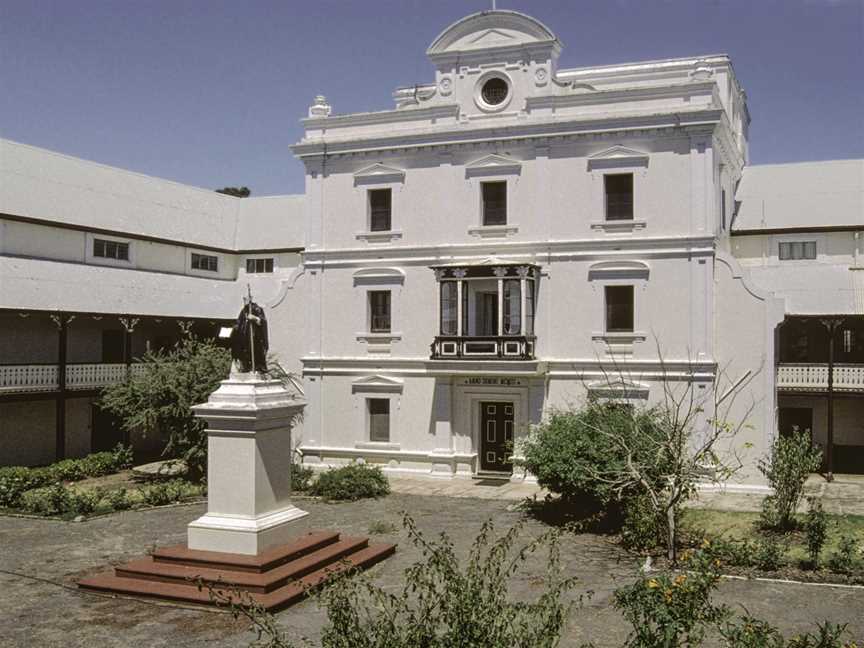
[{"x1": 1, "y1": 491, "x2": 862, "y2": 647}]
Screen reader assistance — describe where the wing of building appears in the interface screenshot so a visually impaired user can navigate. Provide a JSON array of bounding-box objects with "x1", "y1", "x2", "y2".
[{"x1": 1, "y1": 10, "x2": 861, "y2": 482}]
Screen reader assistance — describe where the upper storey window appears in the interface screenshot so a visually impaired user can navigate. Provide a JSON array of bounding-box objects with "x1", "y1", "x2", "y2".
[
  {"x1": 369, "y1": 188, "x2": 392, "y2": 232},
  {"x1": 246, "y1": 258, "x2": 274, "y2": 273},
  {"x1": 779, "y1": 241, "x2": 816, "y2": 261},
  {"x1": 482, "y1": 181, "x2": 507, "y2": 226},
  {"x1": 604, "y1": 174, "x2": 634, "y2": 221},
  {"x1": 93, "y1": 238, "x2": 129, "y2": 261}
]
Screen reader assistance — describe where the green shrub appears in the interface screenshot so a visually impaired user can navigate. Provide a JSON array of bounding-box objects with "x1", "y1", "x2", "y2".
[
  {"x1": 621, "y1": 495, "x2": 663, "y2": 552},
  {"x1": 707, "y1": 537, "x2": 754, "y2": 568},
  {"x1": 758, "y1": 428, "x2": 822, "y2": 530},
  {"x1": 70, "y1": 489, "x2": 102, "y2": 515},
  {"x1": 804, "y1": 497, "x2": 828, "y2": 567},
  {"x1": 717, "y1": 612, "x2": 786, "y2": 647},
  {"x1": 0, "y1": 466, "x2": 53, "y2": 507},
  {"x1": 517, "y1": 402, "x2": 668, "y2": 505},
  {"x1": 290, "y1": 461, "x2": 314, "y2": 492},
  {"x1": 48, "y1": 459, "x2": 86, "y2": 482},
  {"x1": 309, "y1": 463, "x2": 390, "y2": 501},
  {"x1": 105, "y1": 488, "x2": 133, "y2": 511},
  {"x1": 20, "y1": 484, "x2": 72, "y2": 516},
  {"x1": 752, "y1": 536, "x2": 785, "y2": 572},
  {"x1": 138, "y1": 479, "x2": 194, "y2": 506},
  {"x1": 111, "y1": 443, "x2": 134, "y2": 470},
  {"x1": 613, "y1": 548, "x2": 727, "y2": 647},
  {"x1": 827, "y1": 535, "x2": 860, "y2": 575}
]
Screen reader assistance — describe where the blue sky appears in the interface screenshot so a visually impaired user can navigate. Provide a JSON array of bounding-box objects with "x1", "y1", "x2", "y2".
[{"x1": 1, "y1": 0, "x2": 862, "y2": 196}]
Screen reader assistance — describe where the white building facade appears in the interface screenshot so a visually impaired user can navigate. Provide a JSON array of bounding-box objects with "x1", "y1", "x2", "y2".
[{"x1": 1, "y1": 10, "x2": 860, "y2": 487}]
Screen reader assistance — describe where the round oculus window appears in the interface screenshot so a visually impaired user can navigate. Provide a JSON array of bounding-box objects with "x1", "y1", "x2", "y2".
[{"x1": 481, "y1": 77, "x2": 509, "y2": 106}]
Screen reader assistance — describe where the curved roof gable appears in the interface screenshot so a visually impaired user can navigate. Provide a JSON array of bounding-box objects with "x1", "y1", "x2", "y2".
[{"x1": 427, "y1": 10, "x2": 560, "y2": 58}]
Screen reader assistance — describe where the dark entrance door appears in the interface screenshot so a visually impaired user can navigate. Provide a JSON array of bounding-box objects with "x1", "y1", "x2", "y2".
[
  {"x1": 778, "y1": 407, "x2": 813, "y2": 440},
  {"x1": 91, "y1": 404, "x2": 127, "y2": 453},
  {"x1": 480, "y1": 401, "x2": 513, "y2": 473}
]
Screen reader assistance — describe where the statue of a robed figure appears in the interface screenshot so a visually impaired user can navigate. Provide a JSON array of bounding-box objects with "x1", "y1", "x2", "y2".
[{"x1": 230, "y1": 289, "x2": 268, "y2": 374}]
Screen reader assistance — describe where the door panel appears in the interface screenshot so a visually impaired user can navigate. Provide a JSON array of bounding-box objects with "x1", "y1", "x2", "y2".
[{"x1": 480, "y1": 401, "x2": 514, "y2": 473}]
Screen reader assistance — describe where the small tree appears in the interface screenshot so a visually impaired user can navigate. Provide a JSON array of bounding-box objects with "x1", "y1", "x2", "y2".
[
  {"x1": 758, "y1": 427, "x2": 822, "y2": 530},
  {"x1": 99, "y1": 335, "x2": 230, "y2": 475},
  {"x1": 568, "y1": 351, "x2": 759, "y2": 564}
]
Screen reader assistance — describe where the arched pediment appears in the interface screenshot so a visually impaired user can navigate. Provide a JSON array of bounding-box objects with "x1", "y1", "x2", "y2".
[
  {"x1": 352, "y1": 267, "x2": 405, "y2": 286},
  {"x1": 588, "y1": 260, "x2": 650, "y2": 280},
  {"x1": 587, "y1": 379, "x2": 649, "y2": 400},
  {"x1": 427, "y1": 10, "x2": 560, "y2": 58}
]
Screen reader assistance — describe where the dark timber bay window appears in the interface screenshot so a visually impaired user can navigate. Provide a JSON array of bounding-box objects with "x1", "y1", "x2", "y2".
[
  {"x1": 191, "y1": 253, "x2": 218, "y2": 272},
  {"x1": 246, "y1": 258, "x2": 274, "y2": 273},
  {"x1": 604, "y1": 174, "x2": 633, "y2": 221},
  {"x1": 779, "y1": 241, "x2": 816, "y2": 261},
  {"x1": 368, "y1": 398, "x2": 390, "y2": 442},
  {"x1": 369, "y1": 290, "x2": 391, "y2": 333},
  {"x1": 605, "y1": 285, "x2": 634, "y2": 332},
  {"x1": 482, "y1": 181, "x2": 507, "y2": 226},
  {"x1": 93, "y1": 238, "x2": 129, "y2": 261},
  {"x1": 369, "y1": 188, "x2": 392, "y2": 232}
]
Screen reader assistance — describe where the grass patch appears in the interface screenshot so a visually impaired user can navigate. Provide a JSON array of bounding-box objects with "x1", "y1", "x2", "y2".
[{"x1": 681, "y1": 509, "x2": 864, "y2": 567}]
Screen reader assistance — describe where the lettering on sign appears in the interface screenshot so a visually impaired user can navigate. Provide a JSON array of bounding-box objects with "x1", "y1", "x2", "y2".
[{"x1": 463, "y1": 377, "x2": 522, "y2": 387}]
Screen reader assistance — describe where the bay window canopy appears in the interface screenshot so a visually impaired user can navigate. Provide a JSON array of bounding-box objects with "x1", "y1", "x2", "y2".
[{"x1": 430, "y1": 260, "x2": 538, "y2": 360}]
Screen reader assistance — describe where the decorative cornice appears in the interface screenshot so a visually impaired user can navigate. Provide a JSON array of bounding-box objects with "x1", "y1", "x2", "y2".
[
  {"x1": 291, "y1": 109, "x2": 723, "y2": 159},
  {"x1": 302, "y1": 104, "x2": 459, "y2": 129},
  {"x1": 526, "y1": 81, "x2": 717, "y2": 111}
]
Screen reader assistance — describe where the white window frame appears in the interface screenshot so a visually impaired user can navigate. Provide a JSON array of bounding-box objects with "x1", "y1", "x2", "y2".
[
  {"x1": 246, "y1": 257, "x2": 275, "y2": 274},
  {"x1": 353, "y1": 268, "x2": 404, "y2": 349},
  {"x1": 353, "y1": 165, "x2": 404, "y2": 244},
  {"x1": 186, "y1": 249, "x2": 222, "y2": 277},
  {"x1": 770, "y1": 234, "x2": 823, "y2": 266},
  {"x1": 190, "y1": 252, "x2": 219, "y2": 273},
  {"x1": 587, "y1": 149, "x2": 649, "y2": 233},
  {"x1": 588, "y1": 261, "x2": 649, "y2": 355},
  {"x1": 86, "y1": 233, "x2": 134, "y2": 267},
  {"x1": 366, "y1": 397, "x2": 391, "y2": 443},
  {"x1": 351, "y1": 375, "x2": 403, "y2": 451}
]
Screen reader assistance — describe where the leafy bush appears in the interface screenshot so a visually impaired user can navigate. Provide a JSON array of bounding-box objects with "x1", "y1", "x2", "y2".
[
  {"x1": 612, "y1": 547, "x2": 727, "y2": 648},
  {"x1": 69, "y1": 489, "x2": 102, "y2": 515},
  {"x1": 210, "y1": 515, "x2": 580, "y2": 648},
  {"x1": 517, "y1": 403, "x2": 667, "y2": 505},
  {"x1": 309, "y1": 463, "x2": 390, "y2": 501},
  {"x1": 758, "y1": 428, "x2": 822, "y2": 530},
  {"x1": 138, "y1": 479, "x2": 196, "y2": 506},
  {"x1": 80, "y1": 444, "x2": 133, "y2": 477},
  {"x1": 20, "y1": 484, "x2": 72, "y2": 516},
  {"x1": 100, "y1": 335, "x2": 231, "y2": 475},
  {"x1": 752, "y1": 536, "x2": 785, "y2": 572},
  {"x1": 105, "y1": 487, "x2": 133, "y2": 511},
  {"x1": 827, "y1": 535, "x2": 860, "y2": 575},
  {"x1": 49, "y1": 459, "x2": 86, "y2": 482},
  {"x1": 621, "y1": 495, "x2": 664, "y2": 552},
  {"x1": 290, "y1": 461, "x2": 314, "y2": 492},
  {"x1": 0, "y1": 466, "x2": 52, "y2": 507},
  {"x1": 804, "y1": 497, "x2": 828, "y2": 567},
  {"x1": 707, "y1": 537, "x2": 754, "y2": 568}
]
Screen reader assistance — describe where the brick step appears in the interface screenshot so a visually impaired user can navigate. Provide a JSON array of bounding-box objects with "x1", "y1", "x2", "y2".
[
  {"x1": 115, "y1": 536, "x2": 370, "y2": 593},
  {"x1": 151, "y1": 530, "x2": 340, "y2": 573},
  {"x1": 79, "y1": 542, "x2": 396, "y2": 611}
]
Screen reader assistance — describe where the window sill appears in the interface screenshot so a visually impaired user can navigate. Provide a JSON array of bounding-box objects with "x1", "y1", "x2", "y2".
[
  {"x1": 590, "y1": 220, "x2": 646, "y2": 233},
  {"x1": 356, "y1": 332, "x2": 402, "y2": 343},
  {"x1": 356, "y1": 230, "x2": 403, "y2": 243},
  {"x1": 468, "y1": 224, "x2": 519, "y2": 239},
  {"x1": 355, "y1": 442, "x2": 400, "y2": 452},
  {"x1": 592, "y1": 331, "x2": 647, "y2": 344}
]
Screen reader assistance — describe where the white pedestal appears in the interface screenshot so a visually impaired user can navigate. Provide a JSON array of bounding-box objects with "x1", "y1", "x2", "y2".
[{"x1": 188, "y1": 373, "x2": 307, "y2": 555}]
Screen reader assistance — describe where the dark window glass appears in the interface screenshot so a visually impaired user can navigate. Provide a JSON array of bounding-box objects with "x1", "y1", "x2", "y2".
[
  {"x1": 369, "y1": 290, "x2": 391, "y2": 333},
  {"x1": 94, "y1": 239, "x2": 129, "y2": 260},
  {"x1": 482, "y1": 181, "x2": 507, "y2": 226},
  {"x1": 481, "y1": 78, "x2": 509, "y2": 105},
  {"x1": 779, "y1": 241, "x2": 816, "y2": 260},
  {"x1": 368, "y1": 398, "x2": 390, "y2": 442},
  {"x1": 246, "y1": 258, "x2": 274, "y2": 273},
  {"x1": 503, "y1": 279, "x2": 521, "y2": 335},
  {"x1": 191, "y1": 253, "x2": 218, "y2": 272},
  {"x1": 525, "y1": 280, "x2": 535, "y2": 336},
  {"x1": 604, "y1": 174, "x2": 633, "y2": 221},
  {"x1": 102, "y1": 330, "x2": 125, "y2": 363},
  {"x1": 605, "y1": 285, "x2": 634, "y2": 332},
  {"x1": 721, "y1": 189, "x2": 727, "y2": 231},
  {"x1": 440, "y1": 282, "x2": 458, "y2": 335},
  {"x1": 369, "y1": 188, "x2": 392, "y2": 232}
]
